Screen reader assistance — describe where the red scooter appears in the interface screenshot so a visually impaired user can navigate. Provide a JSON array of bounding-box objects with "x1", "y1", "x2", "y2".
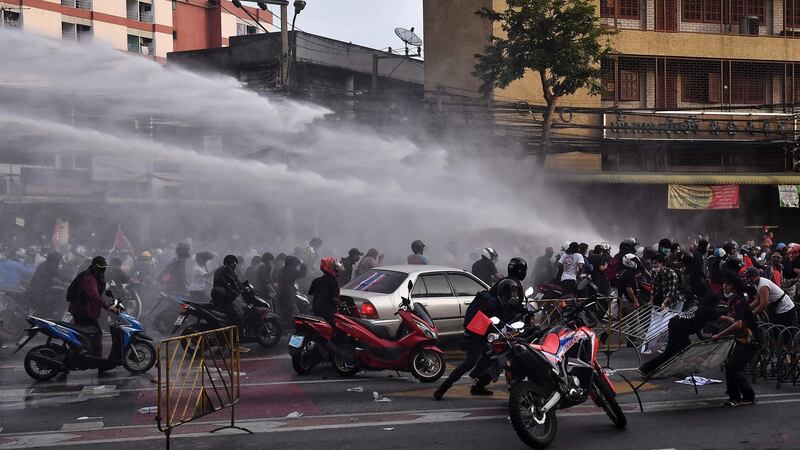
[{"x1": 288, "y1": 281, "x2": 446, "y2": 382}]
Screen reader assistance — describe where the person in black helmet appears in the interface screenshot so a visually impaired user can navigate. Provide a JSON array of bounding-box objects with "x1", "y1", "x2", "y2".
[
  {"x1": 339, "y1": 248, "x2": 363, "y2": 286},
  {"x1": 211, "y1": 255, "x2": 249, "y2": 353},
  {"x1": 434, "y1": 278, "x2": 520, "y2": 400},
  {"x1": 488, "y1": 257, "x2": 528, "y2": 324},
  {"x1": 407, "y1": 240, "x2": 429, "y2": 265},
  {"x1": 67, "y1": 256, "x2": 117, "y2": 357}
]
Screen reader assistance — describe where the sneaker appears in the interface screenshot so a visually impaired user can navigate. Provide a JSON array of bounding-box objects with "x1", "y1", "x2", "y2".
[
  {"x1": 722, "y1": 400, "x2": 739, "y2": 408},
  {"x1": 740, "y1": 399, "x2": 757, "y2": 406},
  {"x1": 433, "y1": 384, "x2": 448, "y2": 401},
  {"x1": 470, "y1": 386, "x2": 494, "y2": 396},
  {"x1": 641, "y1": 349, "x2": 653, "y2": 355},
  {"x1": 237, "y1": 345, "x2": 251, "y2": 353}
]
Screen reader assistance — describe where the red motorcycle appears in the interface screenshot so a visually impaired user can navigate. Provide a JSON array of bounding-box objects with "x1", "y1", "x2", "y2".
[{"x1": 288, "y1": 281, "x2": 446, "y2": 382}]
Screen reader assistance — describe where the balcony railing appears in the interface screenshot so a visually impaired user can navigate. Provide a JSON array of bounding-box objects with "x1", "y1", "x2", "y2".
[
  {"x1": 61, "y1": 0, "x2": 92, "y2": 10},
  {"x1": 126, "y1": 8, "x2": 154, "y2": 23}
]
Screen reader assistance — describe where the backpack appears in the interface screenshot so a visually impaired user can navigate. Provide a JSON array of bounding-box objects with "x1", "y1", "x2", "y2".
[
  {"x1": 606, "y1": 257, "x2": 620, "y2": 288},
  {"x1": 65, "y1": 271, "x2": 86, "y2": 303}
]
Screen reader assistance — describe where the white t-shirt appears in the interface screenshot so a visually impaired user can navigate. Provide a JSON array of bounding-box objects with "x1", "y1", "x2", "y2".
[
  {"x1": 758, "y1": 277, "x2": 794, "y2": 314},
  {"x1": 559, "y1": 253, "x2": 584, "y2": 281},
  {"x1": 188, "y1": 262, "x2": 208, "y2": 292}
]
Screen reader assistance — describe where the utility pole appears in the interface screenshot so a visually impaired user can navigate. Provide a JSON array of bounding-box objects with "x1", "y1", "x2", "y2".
[{"x1": 280, "y1": 2, "x2": 288, "y2": 88}]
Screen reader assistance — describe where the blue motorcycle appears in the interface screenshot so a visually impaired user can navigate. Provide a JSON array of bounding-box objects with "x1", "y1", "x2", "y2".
[{"x1": 14, "y1": 291, "x2": 156, "y2": 381}]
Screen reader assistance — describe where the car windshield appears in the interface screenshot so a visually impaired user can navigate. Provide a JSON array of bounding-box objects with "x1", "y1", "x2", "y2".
[{"x1": 343, "y1": 269, "x2": 407, "y2": 294}]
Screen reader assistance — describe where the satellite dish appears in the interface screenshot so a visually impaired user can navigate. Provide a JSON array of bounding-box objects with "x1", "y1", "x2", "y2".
[{"x1": 394, "y1": 27, "x2": 423, "y2": 47}]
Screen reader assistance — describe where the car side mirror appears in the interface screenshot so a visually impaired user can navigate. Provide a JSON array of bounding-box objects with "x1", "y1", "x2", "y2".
[
  {"x1": 524, "y1": 287, "x2": 534, "y2": 299},
  {"x1": 105, "y1": 290, "x2": 114, "y2": 298}
]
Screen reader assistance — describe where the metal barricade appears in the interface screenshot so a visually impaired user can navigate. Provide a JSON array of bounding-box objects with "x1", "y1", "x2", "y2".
[
  {"x1": 608, "y1": 303, "x2": 680, "y2": 351},
  {"x1": 156, "y1": 326, "x2": 251, "y2": 449}
]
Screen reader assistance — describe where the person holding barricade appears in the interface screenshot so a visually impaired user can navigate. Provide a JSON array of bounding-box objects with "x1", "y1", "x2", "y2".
[{"x1": 713, "y1": 272, "x2": 761, "y2": 407}]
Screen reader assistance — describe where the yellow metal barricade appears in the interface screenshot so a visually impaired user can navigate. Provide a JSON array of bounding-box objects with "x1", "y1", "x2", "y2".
[{"x1": 155, "y1": 326, "x2": 251, "y2": 449}]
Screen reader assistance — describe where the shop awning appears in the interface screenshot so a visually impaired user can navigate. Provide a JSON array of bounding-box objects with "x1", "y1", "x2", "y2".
[{"x1": 545, "y1": 172, "x2": 800, "y2": 185}]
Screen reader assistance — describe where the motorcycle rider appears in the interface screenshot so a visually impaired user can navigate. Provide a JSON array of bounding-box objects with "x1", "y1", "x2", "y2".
[
  {"x1": 276, "y1": 255, "x2": 308, "y2": 328},
  {"x1": 434, "y1": 278, "x2": 521, "y2": 400},
  {"x1": 105, "y1": 257, "x2": 130, "y2": 287},
  {"x1": 489, "y1": 257, "x2": 528, "y2": 302},
  {"x1": 210, "y1": 255, "x2": 249, "y2": 353},
  {"x1": 309, "y1": 257, "x2": 342, "y2": 328},
  {"x1": 407, "y1": 240, "x2": 429, "y2": 265},
  {"x1": 338, "y1": 248, "x2": 363, "y2": 287},
  {"x1": 67, "y1": 256, "x2": 117, "y2": 357},
  {"x1": 472, "y1": 247, "x2": 500, "y2": 286}
]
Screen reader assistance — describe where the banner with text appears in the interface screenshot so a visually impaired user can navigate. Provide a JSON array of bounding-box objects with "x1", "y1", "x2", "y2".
[
  {"x1": 667, "y1": 185, "x2": 740, "y2": 210},
  {"x1": 779, "y1": 185, "x2": 800, "y2": 208}
]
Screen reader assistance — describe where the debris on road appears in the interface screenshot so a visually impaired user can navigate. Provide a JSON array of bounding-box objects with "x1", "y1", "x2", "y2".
[
  {"x1": 76, "y1": 416, "x2": 102, "y2": 421},
  {"x1": 383, "y1": 427, "x2": 395, "y2": 431},
  {"x1": 346, "y1": 386, "x2": 364, "y2": 393},
  {"x1": 286, "y1": 411, "x2": 304, "y2": 418},
  {"x1": 372, "y1": 391, "x2": 391, "y2": 403},
  {"x1": 138, "y1": 406, "x2": 158, "y2": 414},
  {"x1": 675, "y1": 376, "x2": 721, "y2": 386}
]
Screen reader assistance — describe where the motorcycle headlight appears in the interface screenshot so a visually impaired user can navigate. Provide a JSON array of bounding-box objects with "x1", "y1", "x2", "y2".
[{"x1": 414, "y1": 319, "x2": 437, "y2": 339}]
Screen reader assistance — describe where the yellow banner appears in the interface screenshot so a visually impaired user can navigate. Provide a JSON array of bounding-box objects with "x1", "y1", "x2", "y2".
[{"x1": 667, "y1": 185, "x2": 739, "y2": 210}]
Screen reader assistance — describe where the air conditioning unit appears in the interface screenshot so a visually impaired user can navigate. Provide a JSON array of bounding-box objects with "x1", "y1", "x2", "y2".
[{"x1": 739, "y1": 16, "x2": 759, "y2": 35}]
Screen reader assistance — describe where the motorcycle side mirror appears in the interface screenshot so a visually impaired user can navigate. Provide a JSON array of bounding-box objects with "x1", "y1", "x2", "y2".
[
  {"x1": 490, "y1": 317, "x2": 501, "y2": 325},
  {"x1": 510, "y1": 321, "x2": 525, "y2": 331},
  {"x1": 407, "y1": 280, "x2": 413, "y2": 291},
  {"x1": 105, "y1": 290, "x2": 114, "y2": 298},
  {"x1": 524, "y1": 287, "x2": 535, "y2": 299}
]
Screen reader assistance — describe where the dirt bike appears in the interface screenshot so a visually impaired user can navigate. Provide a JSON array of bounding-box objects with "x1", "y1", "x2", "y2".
[{"x1": 495, "y1": 289, "x2": 627, "y2": 449}]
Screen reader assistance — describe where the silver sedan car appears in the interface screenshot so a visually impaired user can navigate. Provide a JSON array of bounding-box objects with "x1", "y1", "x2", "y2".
[{"x1": 340, "y1": 265, "x2": 490, "y2": 336}]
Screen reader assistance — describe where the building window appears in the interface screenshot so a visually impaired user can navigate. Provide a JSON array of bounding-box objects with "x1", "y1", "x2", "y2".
[
  {"x1": 1, "y1": 9, "x2": 22, "y2": 28},
  {"x1": 599, "y1": 0, "x2": 639, "y2": 18},
  {"x1": 127, "y1": 34, "x2": 154, "y2": 55},
  {"x1": 619, "y1": 70, "x2": 639, "y2": 101},
  {"x1": 731, "y1": 0, "x2": 765, "y2": 24},
  {"x1": 681, "y1": 70, "x2": 722, "y2": 103},
  {"x1": 127, "y1": 0, "x2": 154, "y2": 23},
  {"x1": 62, "y1": 22, "x2": 91, "y2": 41},
  {"x1": 61, "y1": 0, "x2": 92, "y2": 10},
  {"x1": 731, "y1": 75, "x2": 764, "y2": 104},
  {"x1": 236, "y1": 22, "x2": 258, "y2": 36},
  {"x1": 601, "y1": 60, "x2": 615, "y2": 100},
  {"x1": 683, "y1": 0, "x2": 723, "y2": 22}
]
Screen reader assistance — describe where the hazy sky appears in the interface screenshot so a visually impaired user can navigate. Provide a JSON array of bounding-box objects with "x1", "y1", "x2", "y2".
[{"x1": 258, "y1": 1, "x2": 424, "y2": 51}]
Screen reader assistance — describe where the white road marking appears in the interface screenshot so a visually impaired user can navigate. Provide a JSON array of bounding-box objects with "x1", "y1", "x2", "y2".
[{"x1": 60, "y1": 422, "x2": 104, "y2": 431}]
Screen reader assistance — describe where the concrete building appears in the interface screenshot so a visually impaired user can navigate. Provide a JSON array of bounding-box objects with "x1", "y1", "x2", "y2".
[
  {"x1": 423, "y1": 0, "x2": 800, "y2": 238},
  {"x1": 167, "y1": 31, "x2": 424, "y2": 123},
  {"x1": 0, "y1": 0, "x2": 273, "y2": 61}
]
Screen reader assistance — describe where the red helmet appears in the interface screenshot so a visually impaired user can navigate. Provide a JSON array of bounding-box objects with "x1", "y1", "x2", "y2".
[{"x1": 320, "y1": 257, "x2": 342, "y2": 276}]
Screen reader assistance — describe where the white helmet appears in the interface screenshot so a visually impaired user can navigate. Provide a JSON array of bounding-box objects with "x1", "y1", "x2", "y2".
[
  {"x1": 714, "y1": 248, "x2": 726, "y2": 259},
  {"x1": 561, "y1": 241, "x2": 571, "y2": 251},
  {"x1": 622, "y1": 253, "x2": 639, "y2": 269},
  {"x1": 481, "y1": 247, "x2": 498, "y2": 261},
  {"x1": 599, "y1": 242, "x2": 610, "y2": 252}
]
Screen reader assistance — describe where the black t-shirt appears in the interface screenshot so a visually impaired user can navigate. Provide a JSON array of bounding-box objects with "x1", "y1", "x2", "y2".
[
  {"x1": 308, "y1": 273, "x2": 340, "y2": 318},
  {"x1": 784, "y1": 257, "x2": 800, "y2": 280},
  {"x1": 616, "y1": 268, "x2": 637, "y2": 302},
  {"x1": 728, "y1": 293, "x2": 761, "y2": 343},
  {"x1": 588, "y1": 253, "x2": 610, "y2": 283},
  {"x1": 675, "y1": 303, "x2": 722, "y2": 334},
  {"x1": 471, "y1": 258, "x2": 498, "y2": 286}
]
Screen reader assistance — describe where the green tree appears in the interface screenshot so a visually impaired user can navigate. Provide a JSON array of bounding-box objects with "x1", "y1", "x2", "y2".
[{"x1": 473, "y1": 0, "x2": 615, "y2": 152}]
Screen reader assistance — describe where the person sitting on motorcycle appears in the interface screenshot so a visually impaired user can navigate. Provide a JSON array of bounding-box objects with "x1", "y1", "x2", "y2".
[
  {"x1": 27, "y1": 251, "x2": 69, "y2": 310},
  {"x1": 210, "y1": 255, "x2": 249, "y2": 353},
  {"x1": 434, "y1": 279, "x2": 520, "y2": 400},
  {"x1": 309, "y1": 257, "x2": 343, "y2": 328},
  {"x1": 67, "y1": 256, "x2": 118, "y2": 357}
]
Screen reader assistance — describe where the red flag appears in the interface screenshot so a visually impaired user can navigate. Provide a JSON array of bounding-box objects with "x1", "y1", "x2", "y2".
[
  {"x1": 466, "y1": 310, "x2": 493, "y2": 336},
  {"x1": 113, "y1": 225, "x2": 134, "y2": 254}
]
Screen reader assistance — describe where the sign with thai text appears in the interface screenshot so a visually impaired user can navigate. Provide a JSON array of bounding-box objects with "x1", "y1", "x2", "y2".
[
  {"x1": 779, "y1": 185, "x2": 800, "y2": 208},
  {"x1": 604, "y1": 113, "x2": 794, "y2": 141}
]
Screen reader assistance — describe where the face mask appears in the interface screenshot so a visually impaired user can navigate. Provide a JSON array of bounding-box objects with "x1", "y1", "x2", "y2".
[
  {"x1": 651, "y1": 266, "x2": 661, "y2": 273},
  {"x1": 724, "y1": 291, "x2": 734, "y2": 299},
  {"x1": 660, "y1": 248, "x2": 669, "y2": 255}
]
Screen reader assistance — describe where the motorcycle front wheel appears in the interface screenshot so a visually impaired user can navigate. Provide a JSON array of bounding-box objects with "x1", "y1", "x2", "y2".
[
  {"x1": 24, "y1": 344, "x2": 64, "y2": 381},
  {"x1": 591, "y1": 379, "x2": 627, "y2": 429},
  {"x1": 410, "y1": 349, "x2": 445, "y2": 382},
  {"x1": 257, "y1": 318, "x2": 282, "y2": 348},
  {"x1": 291, "y1": 337, "x2": 316, "y2": 374},
  {"x1": 123, "y1": 340, "x2": 157, "y2": 374},
  {"x1": 509, "y1": 381, "x2": 558, "y2": 449}
]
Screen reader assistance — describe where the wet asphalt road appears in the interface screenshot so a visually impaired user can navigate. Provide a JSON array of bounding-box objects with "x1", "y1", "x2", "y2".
[{"x1": 0, "y1": 331, "x2": 798, "y2": 449}]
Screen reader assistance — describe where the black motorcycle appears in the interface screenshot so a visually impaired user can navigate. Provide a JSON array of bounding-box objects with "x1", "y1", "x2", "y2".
[{"x1": 172, "y1": 281, "x2": 282, "y2": 348}]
